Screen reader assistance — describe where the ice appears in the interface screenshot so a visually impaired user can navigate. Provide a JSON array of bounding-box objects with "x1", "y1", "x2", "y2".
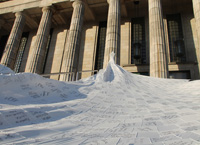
[{"x1": 0, "y1": 52, "x2": 200, "y2": 144}]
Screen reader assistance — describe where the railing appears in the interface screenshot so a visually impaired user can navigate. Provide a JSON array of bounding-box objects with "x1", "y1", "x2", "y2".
[
  {"x1": 41, "y1": 70, "x2": 98, "y2": 82},
  {"x1": 41, "y1": 72, "x2": 76, "y2": 81},
  {"x1": 76, "y1": 70, "x2": 98, "y2": 81}
]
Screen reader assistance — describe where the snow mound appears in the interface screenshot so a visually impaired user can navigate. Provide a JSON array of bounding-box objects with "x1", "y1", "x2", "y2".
[
  {"x1": 0, "y1": 53, "x2": 200, "y2": 145},
  {"x1": 97, "y1": 52, "x2": 132, "y2": 83},
  {"x1": 0, "y1": 64, "x2": 14, "y2": 74}
]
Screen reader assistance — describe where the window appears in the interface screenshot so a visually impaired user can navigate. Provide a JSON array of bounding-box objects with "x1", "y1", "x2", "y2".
[
  {"x1": 169, "y1": 71, "x2": 191, "y2": 79},
  {"x1": 167, "y1": 14, "x2": 186, "y2": 62},
  {"x1": 131, "y1": 17, "x2": 146, "y2": 64},
  {"x1": 14, "y1": 32, "x2": 29, "y2": 73},
  {"x1": 95, "y1": 22, "x2": 107, "y2": 71}
]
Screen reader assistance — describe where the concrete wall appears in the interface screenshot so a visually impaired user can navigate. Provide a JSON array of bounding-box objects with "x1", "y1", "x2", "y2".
[
  {"x1": 24, "y1": 31, "x2": 37, "y2": 72},
  {"x1": 182, "y1": 13, "x2": 198, "y2": 62},
  {"x1": 120, "y1": 19, "x2": 130, "y2": 66},
  {"x1": 78, "y1": 23, "x2": 98, "y2": 79},
  {"x1": 44, "y1": 26, "x2": 68, "y2": 80}
]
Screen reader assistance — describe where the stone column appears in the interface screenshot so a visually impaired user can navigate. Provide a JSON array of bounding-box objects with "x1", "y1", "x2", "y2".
[
  {"x1": 27, "y1": 6, "x2": 52, "y2": 74},
  {"x1": 1, "y1": 12, "x2": 25, "y2": 69},
  {"x1": 103, "y1": 0, "x2": 121, "y2": 68},
  {"x1": 192, "y1": 0, "x2": 200, "y2": 78},
  {"x1": 60, "y1": 0, "x2": 85, "y2": 81},
  {"x1": 149, "y1": 0, "x2": 169, "y2": 78}
]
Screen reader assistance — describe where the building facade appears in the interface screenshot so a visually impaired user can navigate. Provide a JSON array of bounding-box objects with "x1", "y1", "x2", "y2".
[{"x1": 0, "y1": 0, "x2": 200, "y2": 80}]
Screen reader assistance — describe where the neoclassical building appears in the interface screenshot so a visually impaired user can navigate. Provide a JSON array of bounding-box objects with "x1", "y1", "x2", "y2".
[{"x1": 0, "y1": 0, "x2": 200, "y2": 80}]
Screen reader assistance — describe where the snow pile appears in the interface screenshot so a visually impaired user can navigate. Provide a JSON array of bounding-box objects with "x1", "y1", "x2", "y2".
[
  {"x1": 0, "y1": 64, "x2": 14, "y2": 74},
  {"x1": 0, "y1": 53, "x2": 200, "y2": 145}
]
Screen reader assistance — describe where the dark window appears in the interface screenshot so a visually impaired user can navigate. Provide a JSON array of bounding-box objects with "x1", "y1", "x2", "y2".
[
  {"x1": 95, "y1": 22, "x2": 107, "y2": 71},
  {"x1": 167, "y1": 14, "x2": 186, "y2": 62},
  {"x1": 0, "y1": 35, "x2": 9, "y2": 60},
  {"x1": 14, "y1": 32, "x2": 29, "y2": 73},
  {"x1": 131, "y1": 17, "x2": 146, "y2": 64},
  {"x1": 169, "y1": 71, "x2": 191, "y2": 79},
  {"x1": 42, "y1": 28, "x2": 54, "y2": 74}
]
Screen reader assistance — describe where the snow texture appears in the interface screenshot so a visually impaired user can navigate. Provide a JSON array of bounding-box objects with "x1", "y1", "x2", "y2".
[
  {"x1": 0, "y1": 65, "x2": 14, "y2": 74},
  {"x1": 0, "y1": 52, "x2": 200, "y2": 145}
]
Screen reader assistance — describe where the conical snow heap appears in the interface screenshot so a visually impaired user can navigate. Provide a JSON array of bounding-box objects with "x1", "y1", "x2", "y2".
[{"x1": 96, "y1": 52, "x2": 131, "y2": 83}]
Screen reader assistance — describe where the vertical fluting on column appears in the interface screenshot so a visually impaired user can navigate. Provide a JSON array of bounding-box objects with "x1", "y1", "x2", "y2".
[
  {"x1": 60, "y1": 0, "x2": 85, "y2": 81},
  {"x1": 103, "y1": 0, "x2": 121, "y2": 68},
  {"x1": 27, "y1": 6, "x2": 52, "y2": 74},
  {"x1": 1, "y1": 12, "x2": 25, "y2": 69},
  {"x1": 192, "y1": 0, "x2": 200, "y2": 78},
  {"x1": 149, "y1": 0, "x2": 169, "y2": 78}
]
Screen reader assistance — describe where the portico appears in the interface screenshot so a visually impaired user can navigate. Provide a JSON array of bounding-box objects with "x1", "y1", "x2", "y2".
[{"x1": 0, "y1": 0, "x2": 198, "y2": 80}]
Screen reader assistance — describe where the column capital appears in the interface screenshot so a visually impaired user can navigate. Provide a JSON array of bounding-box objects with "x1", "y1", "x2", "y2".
[
  {"x1": 72, "y1": 0, "x2": 85, "y2": 8},
  {"x1": 15, "y1": 11, "x2": 25, "y2": 17},
  {"x1": 42, "y1": 6, "x2": 56, "y2": 14},
  {"x1": 42, "y1": 6, "x2": 52, "y2": 12}
]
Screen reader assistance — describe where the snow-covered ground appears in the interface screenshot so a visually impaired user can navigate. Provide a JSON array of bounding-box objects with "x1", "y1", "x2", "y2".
[{"x1": 0, "y1": 53, "x2": 200, "y2": 145}]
